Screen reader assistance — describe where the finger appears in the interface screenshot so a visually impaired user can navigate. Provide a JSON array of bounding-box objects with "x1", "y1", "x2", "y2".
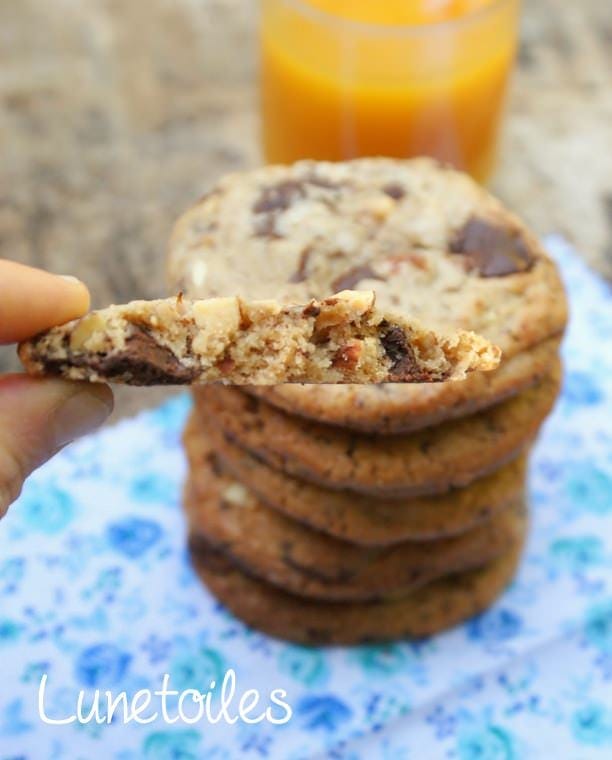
[
  {"x1": 0, "y1": 374, "x2": 113, "y2": 517},
  {"x1": 0, "y1": 260, "x2": 91, "y2": 344}
]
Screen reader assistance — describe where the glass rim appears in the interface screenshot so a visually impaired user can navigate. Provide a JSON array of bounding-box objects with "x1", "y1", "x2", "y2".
[{"x1": 273, "y1": 0, "x2": 517, "y2": 36}]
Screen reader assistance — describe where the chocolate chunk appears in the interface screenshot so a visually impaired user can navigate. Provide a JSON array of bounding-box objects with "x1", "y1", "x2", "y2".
[
  {"x1": 450, "y1": 217, "x2": 535, "y2": 277},
  {"x1": 69, "y1": 326, "x2": 195, "y2": 385},
  {"x1": 381, "y1": 182, "x2": 406, "y2": 200},
  {"x1": 331, "y1": 264, "x2": 385, "y2": 292},
  {"x1": 252, "y1": 181, "x2": 306, "y2": 238},
  {"x1": 119, "y1": 327, "x2": 197, "y2": 383},
  {"x1": 380, "y1": 324, "x2": 420, "y2": 381},
  {"x1": 252, "y1": 180, "x2": 305, "y2": 214},
  {"x1": 289, "y1": 246, "x2": 313, "y2": 283}
]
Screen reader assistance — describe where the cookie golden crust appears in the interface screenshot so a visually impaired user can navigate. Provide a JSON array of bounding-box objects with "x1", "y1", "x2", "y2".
[
  {"x1": 184, "y1": 449, "x2": 526, "y2": 602},
  {"x1": 192, "y1": 363, "x2": 561, "y2": 498},
  {"x1": 188, "y1": 526, "x2": 526, "y2": 644},
  {"x1": 168, "y1": 158, "x2": 567, "y2": 364},
  {"x1": 183, "y1": 415, "x2": 528, "y2": 545},
  {"x1": 18, "y1": 291, "x2": 498, "y2": 386},
  {"x1": 248, "y1": 335, "x2": 561, "y2": 434}
]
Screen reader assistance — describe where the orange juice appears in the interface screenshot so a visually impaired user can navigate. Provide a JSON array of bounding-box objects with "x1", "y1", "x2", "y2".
[{"x1": 260, "y1": 0, "x2": 520, "y2": 181}]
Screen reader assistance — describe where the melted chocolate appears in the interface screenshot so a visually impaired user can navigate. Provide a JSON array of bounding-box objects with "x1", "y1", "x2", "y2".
[
  {"x1": 450, "y1": 217, "x2": 535, "y2": 277},
  {"x1": 42, "y1": 325, "x2": 197, "y2": 385},
  {"x1": 289, "y1": 246, "x2": 313, "y2": 283},
  {"x1": 379, "y1": 325, "x2": 419, "y2": 380},
  {"x1": 331, "y1": 264, "x2": 385, "y2": 292},
  {"x1": 252, "y1": 180, "x2": 306, "y2": 214},
  {"x1": 381, "y1": 182, "x2": 406, "y2": 200}
]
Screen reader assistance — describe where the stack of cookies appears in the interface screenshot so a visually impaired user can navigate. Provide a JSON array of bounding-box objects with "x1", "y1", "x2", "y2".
[{"x1": 167, "y1": 158, "x2": 567, "y2": 644}]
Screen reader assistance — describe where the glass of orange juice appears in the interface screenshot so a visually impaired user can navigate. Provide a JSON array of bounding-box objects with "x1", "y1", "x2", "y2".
[{"x1": 260, "y1": 0, "x2": 521, "y2": 182}]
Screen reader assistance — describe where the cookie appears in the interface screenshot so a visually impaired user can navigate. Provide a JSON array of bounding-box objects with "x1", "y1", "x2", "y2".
[
  {"x1": 168, "y1": 158, "x2": 566, "y2": 359},
  {"x1": 248, "y1": 335, "x2": 560, "y2": 434},
  {"x1": 184, "y1": 415, "x2": 528, "y2": 545},
  {"x1": 188, "y1": 527, "x2": 525, "y2": 643},
  {"x1": 19, "y1": 290, "x2": 498, "y2": 386},
  {"x1": 192, "y1": 363, "x2": 560, "y2": 497},
  {"x1": 167, "y1": 157, "x2": 566, "y2": 424},
  {"x1": 184, "y1": 449, "x2": 525, "y2": 602}
]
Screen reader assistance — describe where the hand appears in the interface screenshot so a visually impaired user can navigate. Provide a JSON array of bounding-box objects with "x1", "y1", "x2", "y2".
[{"x1": 0, "y1": 260, "x2": 113, "y2": 517}]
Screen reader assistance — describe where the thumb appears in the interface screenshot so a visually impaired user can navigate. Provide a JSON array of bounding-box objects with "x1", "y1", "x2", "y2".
[{"x1": 0, "y1": 375, "x2": 113, "y2": 517}]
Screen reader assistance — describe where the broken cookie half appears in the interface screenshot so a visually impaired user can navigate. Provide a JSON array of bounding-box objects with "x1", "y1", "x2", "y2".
[{"x1": 18, "y1": 291, "x2": 500, "y2": 385}]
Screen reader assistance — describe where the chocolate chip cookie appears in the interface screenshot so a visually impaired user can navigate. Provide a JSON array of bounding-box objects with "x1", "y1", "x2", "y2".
[
  {"x1": 193, "y1": 363, "x2": 560, "y2": 497},
  {"x1": 184, "y1": 415, "x2": 528, "y2": 545},
  {"x1": 19, "y1": 290, "x2": 498, "y2": 385},
  {"x1": 168, "y1": 157, "x2": 566, "y2": 424},
  {"x1": 188, "y1": 525, "x2": 525, "y2": 643},
  {"x1": 248, "y1": 335, "x2": 560, "y2": 433},
  {"x1": 184, "y1": 449, "x2": 525, "y2": 602}
]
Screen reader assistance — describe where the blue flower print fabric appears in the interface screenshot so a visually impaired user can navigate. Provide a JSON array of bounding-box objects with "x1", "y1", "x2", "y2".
[{"x1": 0, "y1": 237, "x2": 611, "y2": 759}]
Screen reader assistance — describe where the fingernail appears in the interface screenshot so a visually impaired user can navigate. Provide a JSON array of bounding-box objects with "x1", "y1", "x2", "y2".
[
  {"x1": 59, "y1": 275, "x2": 83, "y2": 286},
  {"x1": 52, "y1": 387, "x2": 114, "y2": 449}
]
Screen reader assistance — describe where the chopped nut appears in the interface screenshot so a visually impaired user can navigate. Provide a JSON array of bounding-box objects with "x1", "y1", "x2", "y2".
[
  {"x1": 69, "y1": 313, "x2": 107, "y2": 351},
  {"x1": 191, "y1": 297, "x2": 241, "y2": 356},
  {"x1": 245, "y1": 299, "x2": 282, "y2": 322},
  {"x1": 332, "y1": 341, "x2": 362, "y2": 372},
  {"x1": 315, "y1": 290, "x2": 376, "y2": 329},
  {"x1": 302, "y1": 302, "x2": 321, "y2": 318},
  {"x1": 367, "y1": 195, "x2": 395, "y2": 220},
  {"x1": 222, "y1": 483, "x2": 250, "y2": 506},
  {"x1": 215, "y1": 355, "x2": 236, "y2": 374}
]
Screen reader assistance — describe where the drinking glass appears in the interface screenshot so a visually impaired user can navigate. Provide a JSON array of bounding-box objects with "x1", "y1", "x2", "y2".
[{"x1": 260, "y1": 0, "x2": 521, "y2": 182}]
